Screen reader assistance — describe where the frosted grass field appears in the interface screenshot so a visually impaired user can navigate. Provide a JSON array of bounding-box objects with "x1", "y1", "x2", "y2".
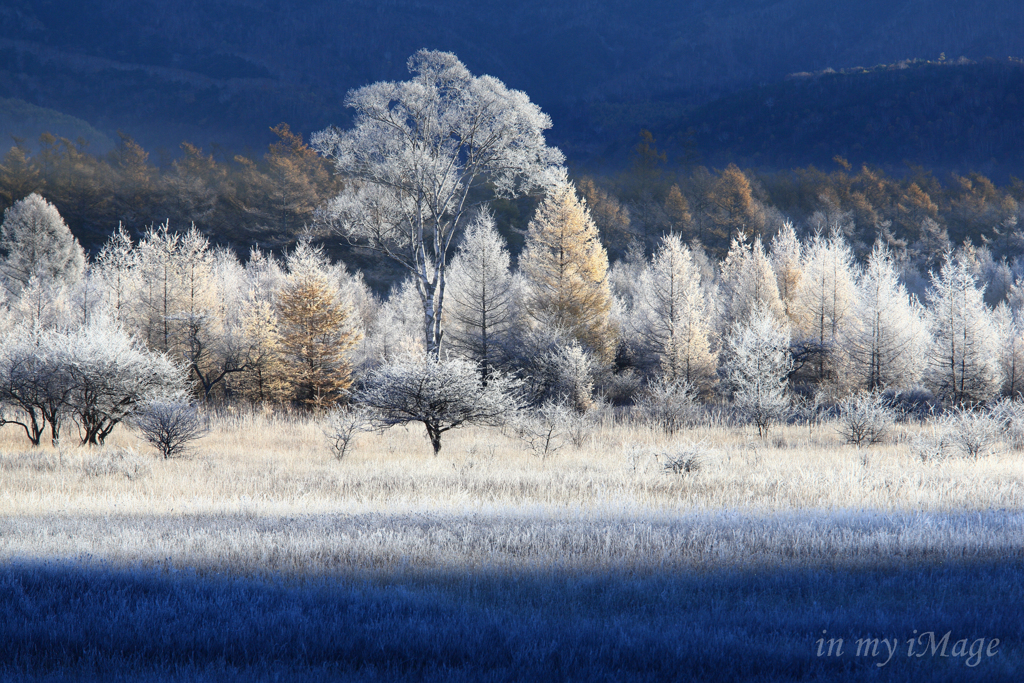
[{"x1": 1, "y1": 410, "x2": 1022, "y2": 681}]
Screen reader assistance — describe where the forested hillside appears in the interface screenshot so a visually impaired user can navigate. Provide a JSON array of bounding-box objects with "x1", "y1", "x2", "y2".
[{"x1": 3, "y1": 0, "x2": 1024, "y2": 161}]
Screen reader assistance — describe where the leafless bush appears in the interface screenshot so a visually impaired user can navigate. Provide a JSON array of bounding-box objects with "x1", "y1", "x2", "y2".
[
  {"x1": 836, "y1": 392, "x2": 895, "y2": 446},
  {"x1": 662, "y1": 440, "x2": 707, "y2": 475},
  {"x1": 82, "y1": 446, "x2": 151, "y2": 479},
  {"x1": 990, "y1": 398, "x2": 1024, "y2": 451},
  {"x1": 133, "y1": 399, "x2": 208, "y2": 459},
  {"x1": 634, "y1": 378, "x2": 699, "y2": 434},
  {"x1": 516, "y1": 399, "x2": 570, "y2": 457},
  {"x1": 911, "y1": 433, "x2": 950, "y2": 464},
  {"x1": 322, "y1": 405, "x2": 375, "y2": 460},
  {"x1": 940, "y1": 406, "x2": 1002, "y2": 460}
]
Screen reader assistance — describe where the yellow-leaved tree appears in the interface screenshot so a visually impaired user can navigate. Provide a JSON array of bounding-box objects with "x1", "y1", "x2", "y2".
[
  {"x1": 276, "y1": 243, "x2": 362, "y2": 410},
  {"x1": 519, "y1": 175, "x2": 617, "y2": 362}
]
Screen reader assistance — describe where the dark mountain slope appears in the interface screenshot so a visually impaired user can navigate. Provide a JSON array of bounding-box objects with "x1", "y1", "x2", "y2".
[
  {"x1": 2, "y1": 0, "x2": 1024, "y2": 159},
  {"x1": 653, "y1": 59, "x2": 1024, "y2": 176}
]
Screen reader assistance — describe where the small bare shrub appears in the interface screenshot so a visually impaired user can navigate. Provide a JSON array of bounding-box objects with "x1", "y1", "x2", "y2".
[
  {"x1": 990, "y1": 398, "x2": 1024, "y2": 451},
  {"x1": 516, "y1": 400, "x2": 570, "y2": 457},
  {"x1": 322, "y1": 406, "x2": 375, "y2": 460},
  {"x1": 634, "y1": 378, "x2": 699, "y2": 434},
  {"x1": 836, "y1": 392, "x2": 895, "y2": 446},
  {"x1": 133, "y1": 399, "x2": 208, "y2": 459},
  {"x1": 662, "y1": 440, "x2": 706, "y2": 475},
  {"x1": 564, "y1": 407, "x2": 596, "y2": 448},
  {"x1": 941, "y1": 406, "x2": 1002, "y2": 460},
  {"x1": 82, "y1": 447, "x2": 151, "y2": 479}
]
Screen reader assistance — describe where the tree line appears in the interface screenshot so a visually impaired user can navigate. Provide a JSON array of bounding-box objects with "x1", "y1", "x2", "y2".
[
  {"x1": 3, "y1": 124, "x2": 1024, "y2": 295},
  {"x1": 2, "y1": 49, "x2": 1024, "y2": 452}
]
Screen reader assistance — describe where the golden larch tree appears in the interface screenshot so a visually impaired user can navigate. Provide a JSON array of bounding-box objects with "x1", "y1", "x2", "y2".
[
  {"x1": 520, "y1": 176, "x2": 617, "y2": 362},
  {"x1": 277, "y1": 255, "x2": 362, "y2": 410},
  {"x1": 237, "y1": 296, "x2": 291, "y2": 404}
]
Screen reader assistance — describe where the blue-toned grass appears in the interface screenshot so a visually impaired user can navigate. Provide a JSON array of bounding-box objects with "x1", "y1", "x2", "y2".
[{"x1": 1, "y1": 557, "x2": 1020, "y2": 682}]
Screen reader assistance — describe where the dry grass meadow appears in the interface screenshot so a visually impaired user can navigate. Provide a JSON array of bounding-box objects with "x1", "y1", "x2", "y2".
[{"x1": 1, "y1": 409, "x2": 1022, "y2": 681}]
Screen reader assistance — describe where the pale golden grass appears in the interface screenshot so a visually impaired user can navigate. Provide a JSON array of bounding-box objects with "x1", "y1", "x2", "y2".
[
  {"x1": 1, "y1": 410, "x2": 1021, "y2": 519},
  {"x1": 2, "y1": 411, "x2": 1022, "y2": 582}
]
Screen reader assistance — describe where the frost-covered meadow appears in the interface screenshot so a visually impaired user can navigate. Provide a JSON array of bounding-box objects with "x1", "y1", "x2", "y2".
[{"x1": 2, "y1": 411, "x2": 1022, "y2": 681}]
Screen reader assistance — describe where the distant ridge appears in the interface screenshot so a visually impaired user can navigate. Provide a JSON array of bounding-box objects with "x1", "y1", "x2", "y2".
[
  {"x1": 653, "y1": 58, "x2": 1024, "y2": 177},
  {"x1": 0, "y1": 97, "x2": 113, "y2": 153}
]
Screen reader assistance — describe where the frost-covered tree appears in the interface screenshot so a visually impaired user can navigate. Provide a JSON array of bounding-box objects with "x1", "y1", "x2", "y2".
[
  {"x1": 634, "y1": 234, "x2": 716, "y2": 386},
  {"x1": 0, "y1": 332, "x2": 71, "y2": 446},
  {"x1": 519, "y1": 175, "x2": 617, "y2": 362},
  {"x1": 769, "y1": 221, "x2": 802, "y2": 320},
  {"x1": 993, "y1": 303, "x2": 1024, "y2": 399},
  {"x1": 790, "y1": 230, "x2": 859, "y2": 388},
  {"x1": 926, "y1": 249, "x2": 1000, "y2": 405},
  {"x1": 134, "y1": 221, "x2": 185, "y2": 352},
  {"x1": 314, "y1": 49, "x2": 563, "y2": 358},
  {"x1": 444, "y1": 209, "x2": 515, "y2": 375},
  {"x1": 94, "y1": 223, "x2": 138, "y2": 328},
  {"x1": 357, "y1": 355, "x2": 523, "y2": 454},
  {"x1": 724, "y1": 303, "x2": 793, "y2": 437},
  {"x1": 236, "y1": 297, "x2": 289, "y2": 404},
  {"x1": 0, "y1": 321, "x2": 186, "y2": 446},
  {"x1": 277, "y1": 242, "x2": 363, "y2": 410},
  {"x1": 718, "y1": 234, "x2": 784, "y2": 329},
  {"x1": 0, "y1": 193, "x2": 85, "y2": 297},
  {"x1": 848, "y1": 242, "x2": 929, "y2": 391},
  {"x1": 364, "y1": 278, "x2": 424, "y2": 363}
]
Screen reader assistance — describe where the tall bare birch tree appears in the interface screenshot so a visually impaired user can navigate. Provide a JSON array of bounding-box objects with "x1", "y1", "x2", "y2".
[{"x1": 313, "y1": 50, "x2": 563, "y2": 358}]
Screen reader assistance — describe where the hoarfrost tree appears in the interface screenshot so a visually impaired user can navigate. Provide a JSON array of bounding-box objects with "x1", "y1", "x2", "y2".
[
  {"x1": 444, "y1": 208, "x2": 515, "y2": 376},
  {"x1": 718, "y1": 234, "x2": 785, "y2": 329},
  {"x1": 0, "y1": 322, "x2": 186, "y2": 446},
  {"x1": 0, "y1": 332, "x2": 71, "y2": 446},
  {"x1": 366, "y1": 279, "x2": 426, "y2": 362},
  {"x1": 724, "y1": 303, "x2": 793, "y2": 437},
  {"x1": 992, "y1": 302, "x2": 1024, "y2": 399},
  {"x1": 357, "y1": 355, "x2": 523, "y2": 454},
  {"x1": 94, "y1": 223, "x2": 138, "y2": 328},
  {"x1": 134, "y1": 221, "x2": 185, "y2": 352},
  {"x1": 769, "y1": 221, "x2": 802, "y2": 320},
  {"x1": 0, "y1": 193, "x2": 85, "y2": 297},
  {"x1": 848, "y1": 242, "x2": 928, "y2": 391},
  {"x1": 634, "y1": 233, "x2": 716, "y2": 387},
  {"x1": 790, "y1": 229, "x2": 859, "y2": 389},
  {"x1": 236, "y1": 297, "x2": 290, "y2": 404},
  {"x1": 519, "y1": 175, "x2": 617, "y2": 363},
  {"x1": 277, "y1": 242, "x2": 363, "y2": 410},
  {"x1": 926, "y1": 249, "x2": 1000, "y2": 406},
  {"x1": 313, "y1": 49, "x2": 564, "y2": 358}
]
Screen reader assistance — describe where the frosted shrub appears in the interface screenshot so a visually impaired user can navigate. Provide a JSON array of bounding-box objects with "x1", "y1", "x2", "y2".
[
  {"x1": 990, "y1": 398, "x2": 1024, "y2": 451},
  {"x1": 941, "y1": 406, "x2": 1002, "y2": 460},
  {"x1": 133, "y1": 399, "x2": 208, "y2": 459},
  {"x1": 836, "y1": 391, "x2": 895, "y2": 446},
  {"x1": 634, "y1": 377, "x2": 699, "y2": 434},
  {"x1": 516, "y1": 399, "x2": 570, "y2": 458},
  {"x1": 910, "y1": 433, "x2": 949, "y2": 464},
  {"x1": 322, "y1": 405, "x2": 375, "y2": 460},
  {"x1": 662, "y1": 440, "x2": 707, "y2": 475},
  {"x1": 545, "y1": 341, "x2": 596, "y2": 413}
]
